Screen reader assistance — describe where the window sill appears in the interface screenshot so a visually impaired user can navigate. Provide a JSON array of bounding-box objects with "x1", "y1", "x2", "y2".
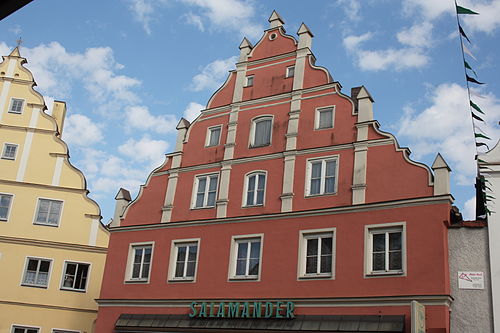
[
  {"x1": 243, "y1": 204, "x2": 264, "y2": 208},
  {"x1": 365, "y1": 271, "x2": 404, "y2": 277},
  {"x1": 229, "y1": 276, "x2": 259, "y2": 281},
  {"x1": 168, "y1": 277, "x2": 196, "y2": 283},
  {"x1": 298, "y1": 274, "x2": 333, "y2": 280},
  {"x1": 21, "y1": 284, "x2": 48, "y2": 289},
  {"x1": 124, "y1": 279, "x2": 150, "y2": 284},
  {"x1": 305, "y1": 192, "x2": 337, "y2": 198},
  {"x1": 249, "y1": 144, "x2": 270, "y2": 149},
  {"x1": 1, "y1": 157, "x2": 15, "y2": 160},
  {"x1": 191, "y1": 205, "x2": 216, "y2": 210},
  {"x1": 60, "y1": 287, "x2": 87, "y2": 293},
  {"x1": 33, "y1": 222, "x2": 59, "y2": 227},
  {"x1": 8, "y1": 111, "x2": 22, "y2": 114},
  {"x1": 314, "y1": 126, "x2": 334, "y2": 130}
]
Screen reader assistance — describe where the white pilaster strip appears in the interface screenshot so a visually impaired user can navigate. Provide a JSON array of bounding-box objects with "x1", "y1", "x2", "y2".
[
  {"x1": 88, "y1": 218, "x2": 99, "y2": 246},
  {"x1": 224, "y1": 106, "x2": 239, "y2": 160},
  {"x1": 51, "y1": 156, "x2": 64, "y2": 186},
  {"x1": 352, "y1": 144, "x2": 368, "y2": 205},
  {"x1": 0, "y1": 81, "x2": 12, "y2": 122},
  {"x1": 29, "y1": 107, "x2": 40, "y2": 128},
  {"x1": 16, "y1": 129, "x2": 34, "y2": 181},
  {"x1": 280, "y1": 153, "x2": 296, "y2": 212},
  {"x1": 216, "y1": 163, "x2": 232, "y2": 218},
  {"x1": 161, "y1": 172, "x2": 179, "y2": 222}
]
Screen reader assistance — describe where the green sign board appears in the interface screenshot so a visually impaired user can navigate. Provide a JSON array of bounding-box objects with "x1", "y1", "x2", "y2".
[{"x1": 189, "y1": 301, "x2": 295, "y2": 319}]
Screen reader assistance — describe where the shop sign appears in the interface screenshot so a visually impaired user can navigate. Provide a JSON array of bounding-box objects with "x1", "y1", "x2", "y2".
[
  {"x1": 458, "y1": 271, "x2": 484, "y2": 289},
  {"x1": 189, "y1": 301, "x2": 295, "y2": 319}
]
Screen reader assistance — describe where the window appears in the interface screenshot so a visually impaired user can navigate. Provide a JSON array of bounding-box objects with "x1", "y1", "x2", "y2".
[
  {"x1": 193, "y1": 174, "x2": 218, "y2": 208},
  {"x1": 244, "y1": 172, "x2": 266, "y2": 206},
  {"x1": 286, "y1": 66, "x2": 295, "y2": 78},
  {"x1": 127, "y1": 244, "x2": 153, "y2": 282},
  {"x1": 169, "y1": 240, "x2": 199, "y2": 281},
  {"x1": 61, "y1": 262, "x2": 90, "y2": 292},
  {"x1": 22, "y1": 258, "x2": 51, "y2": 288},
  {"x1": 8, "y1": 98, "x2": 24, "y2": 114},
  {"x1": 245, "y1": 75, "x2": 254, "y2": 87},
  {"x1": 12, "y1": 326, "x2": 39, "y2": 333},
  {"x1": 299, "y1": 229, "x2": 335, "y2": 278},
  {"x1": 34, "y1": 198, "x2": 63, "y2": 226},
  {"x1": 2, "y1": 143, "x2": 18, "y2": 160},
  {"x1": 306, "y1": 157, "x2": 338, "y2": 196},
  {"x1": 366, "y1": 224, "x2": 405, "y2": 276},
  {"x1": 0, "y1": 193, "x2": 13, "y2": 221},
  {"x1": 229, "y1": 235, "x2": 262, "y2": 280},
  {"x1": 250, "y1": 116, "x2": 272, "y2": 147},
  {"x1": 315, "y1": 106, "x2": 335, "y2": 129},
  {"x1": 206, "y1": 126, "x2": 221, "y2": 147}
]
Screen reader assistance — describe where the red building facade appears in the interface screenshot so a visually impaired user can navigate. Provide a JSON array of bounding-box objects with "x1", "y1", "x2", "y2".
[{"x1": 96, "y1": 12, "x2": 453, "y2": 333}]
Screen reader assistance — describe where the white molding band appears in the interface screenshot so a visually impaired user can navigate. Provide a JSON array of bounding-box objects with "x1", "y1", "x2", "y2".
[
  {"x1": 51, "y1": 156, "x2": 64, "y2": 186},
  {"x1": 88, "y1": 218, "x2": 99, "y2": 246},
  {"x1": 16, "y1": 129, "x2": 34, "y2": 182}
]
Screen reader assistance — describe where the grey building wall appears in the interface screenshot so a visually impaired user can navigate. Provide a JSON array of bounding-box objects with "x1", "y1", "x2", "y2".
[{"x1": 449, "y1": 225, "x2": 493, "y2": 332}]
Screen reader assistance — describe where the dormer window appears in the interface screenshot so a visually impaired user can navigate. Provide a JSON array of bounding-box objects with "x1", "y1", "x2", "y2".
[
  {"x1": 245, "y1": 75, "x2": 254, "y2": 87},
  {"x1": 286, "y1": 66, "x2": 295, "y2": 78},
  {"x1": 8, "y1": 98, "x2": 24, "y2": 114}
]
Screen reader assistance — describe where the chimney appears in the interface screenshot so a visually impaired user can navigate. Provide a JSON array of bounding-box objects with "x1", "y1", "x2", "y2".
[
  {"x1": 110, "y1": 188, "x2": 132, "y2": 227},
  {"x1": 432, "y1": 153, "x2": 451, "y2": 196},
  {"x1": 51, "y1": 101, "x2": 67, "y2": 136}
]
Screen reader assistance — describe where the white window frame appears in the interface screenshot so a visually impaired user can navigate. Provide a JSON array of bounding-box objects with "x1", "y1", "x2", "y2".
[
  {"x1": 286, "y1": 66, "x2": 295, "y2": 78},
  {"x1": 298, "y1": 228, "x2": 336, "y2": 279},
  {"x1": 249, "y1": 115, "x2": 273, "y2": 148},
  {"x1": 125, "y1": 242, "x2": 154, "y2": 283},
  {"x1": 305, "y1": 155, "x2": 339, "y2": 197},
  {"x1": 245, "y1": 75, "x2": 254, "y2": 87},
  {"x1": 21, "y1": 256, "x2": 53, "y2": 288},
  {"x1": 2, "y1": 143, "x2": 18, "y2": 160},
  {"x1": 168, "y1": 238, "x2": 200, "y2": 282},
  {"x1": 33, "y1": 198, "x2": 64, "y2": 227},
  {"x1": 364, "y1": 222, "x2": 406, "y2": 277},
  {"x1": 8, "y1": 98, "x2": 25, "y2": 114},
  {"x1": 243, "y1": 171, "x2": 267, "y2": 207},
  {"x1": 60, "y1": 261, "x2": 91, "y2": 292},
  {"x1": 228, "y1": 234, "x2": 263, "y2": 281},
  {"x1": 315, "y1": 106, "x2": 335, "y2": 130},
  {"x1": 52, "y1": 329, "x2": 81, "y2": 333},
  {"x1": 0, "y1": 192, "x2": 14, "y2": 222},
  {"x1": 191, "y1": 173, "x2": 219, "y2": 209},
  {"x1": 205, "y1": 125, "x2": 222, "y2": 147},
  {"x1": 11, "y1": 325, "x2": 40, "y2": 333}
]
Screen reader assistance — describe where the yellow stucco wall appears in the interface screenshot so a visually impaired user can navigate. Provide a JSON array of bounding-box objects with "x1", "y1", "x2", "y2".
[{"x1": 0, "y1": 48, "x2": 109, "y2": 333}]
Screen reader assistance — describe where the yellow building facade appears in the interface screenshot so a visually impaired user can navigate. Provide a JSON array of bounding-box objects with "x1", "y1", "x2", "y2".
[{"x1": 0, "y1": 48, "x2": 109, "y2": 333}]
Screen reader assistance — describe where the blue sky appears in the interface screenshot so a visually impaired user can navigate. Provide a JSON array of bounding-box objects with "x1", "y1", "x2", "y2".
[{"x1": 1, "y1": 0, "x2": 500, "y2": 222}]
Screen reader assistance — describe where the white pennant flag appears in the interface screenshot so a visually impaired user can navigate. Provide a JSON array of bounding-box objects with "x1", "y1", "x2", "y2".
[{"x1": 463, "y1": 43, "x2": 477, "y2": 60}]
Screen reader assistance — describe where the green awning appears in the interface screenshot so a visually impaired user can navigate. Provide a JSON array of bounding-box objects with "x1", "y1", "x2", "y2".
[{"x1": 115, "y1": 314, "x2": 405, "y2": 332}]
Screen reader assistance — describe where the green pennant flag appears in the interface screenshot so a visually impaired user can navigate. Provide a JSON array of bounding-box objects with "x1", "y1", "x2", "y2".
[
  {"x1": 476, "y1": 142, "x2": 489, "y2": 149},
  {"x1": 459, "y1": 25, "x2": 471, "y2": 43},
  {"x1": 456, "y1": 5, "x2": 479, "y2": 15},
  {"x1": 464, "y1": 60, "x2": 478, "y2": 76},
  {"x1": 477, "y1": 158, "x2": 487, "y2": 163},
  {"x1": 475, "y1": 133, "x2": 491, "y2": 140},
  {"x1": 470, "y1": 100, "x2": 485, "y2": 114},
  {"x1": 467, "y1": 75, "x2": 485, "y2": 84},
  {"x1": 472, "y1": 112, "x2": 484, "y2": 122}
]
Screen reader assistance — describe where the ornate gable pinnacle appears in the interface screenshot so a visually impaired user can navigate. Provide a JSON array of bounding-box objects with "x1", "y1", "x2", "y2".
[
  {"x1": 176, "y1": 117, "x2": 191, "y2": 130},
  {"x1": 432, "y1": 153, "x2": 451, "y2": 171},
  {"x1": 9, "y1": 46, "x2": 21, "y2": 57},
  {"x1": 239, "y1": 37, "x2": 253, "y2": 50},
  {"x1": 297, "y1": 23, "x2": 313, "y2": 37},
  {"x1": 268, "y1": 10, "x2": 285, "y2": 28}
]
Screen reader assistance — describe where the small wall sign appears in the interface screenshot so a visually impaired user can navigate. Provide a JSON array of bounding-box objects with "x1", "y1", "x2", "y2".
[
  {"x1": 458, "y1": 271, "x2": 484, "y2": 289},
  {"x1": 189, "y1": 301, "x2": 295, "y2": 319}
]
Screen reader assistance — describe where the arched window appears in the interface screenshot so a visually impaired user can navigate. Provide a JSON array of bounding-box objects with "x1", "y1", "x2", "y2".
[
  {"x1": 244, "y1": 172, "x2": 266, "y2": 206},
  {"x1": 251, "y1": 116, "x2": 272, "y2": 147}
]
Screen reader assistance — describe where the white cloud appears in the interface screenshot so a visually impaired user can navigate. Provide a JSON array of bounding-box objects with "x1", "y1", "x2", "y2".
[
  {"x1": 397, "y1": 22, "x2": 433, "y2": 48},
  {"x1": 461, "y1": 1, "x2": 500, "y2": 33},
  {"x1": 343, "y1": 32, "x2": 373, "y2": 51},
  {"x1": 183, "y1": 102, "x2": 204, "y2": 121},
  {"x1": 179, "y1": 0, "x2": 263, "y2": 39},
  {"x1": 463, "y1": 196, "x2": 476, "y2": 220},
  {"x1": 9, "y1": 25, "x2": 22, "y2": 36},
  {"x1": 118, "y1": 136, "x2": 169, "y2": 166},
  {"x1": 63, "y1": 114, "x2": 104, "y2": 147},
  {"x1": 336, "y1": 0, "x2": 361, "y2": 22},
  {"x1": 190, "y1": 56, "x2": 237, "y2": 91},
  {"x1": 357, "y1": 48, "x2": 429, "y2": 71},
  {"x1": 184, "y1": 12, "x2": 205, "y2": 31},
  {"x1": 402, "y1": 0, "x2": 452, "y2": 20},
  {"x1": 396, "y1": 83, "x2": 500, "y2": 185},
  {"x1": 128, "y1": 0, "x2": 165, "y2": 34},
  {"x1": 17, "y1": 42, "x2": 140, "y2": 113},
  {"x1": 124, "y1": 105, "x2": 178, "y2": 134}
]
